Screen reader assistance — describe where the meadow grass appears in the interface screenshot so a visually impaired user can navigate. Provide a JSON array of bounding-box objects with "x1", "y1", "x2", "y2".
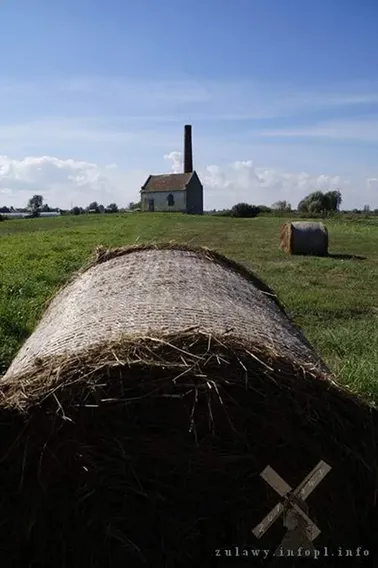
[{"x1": 0, "y1": 213, "x2": 377, "y2": 402}]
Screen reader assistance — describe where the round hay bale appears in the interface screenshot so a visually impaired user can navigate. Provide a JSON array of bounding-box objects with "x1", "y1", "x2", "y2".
[
  {"x1": 0, "y1": 243, "x2": 377, "y2": 567},
  {"x1": 280, "y1": 221, "x2": 329, "y2": 256}
]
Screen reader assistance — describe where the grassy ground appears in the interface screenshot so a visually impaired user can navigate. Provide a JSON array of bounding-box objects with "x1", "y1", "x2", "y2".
[{"x1": 0, "y1": 213, "x2": 377, "y2": 402}]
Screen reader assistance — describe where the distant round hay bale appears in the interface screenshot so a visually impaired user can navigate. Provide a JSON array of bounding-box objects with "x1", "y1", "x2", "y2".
[
  {"x1": 280, "y1": 221, "x2": 329, "y2": 256},
  {"x1": 0, "y1": 243, "x2": 376, "y2": 567}
]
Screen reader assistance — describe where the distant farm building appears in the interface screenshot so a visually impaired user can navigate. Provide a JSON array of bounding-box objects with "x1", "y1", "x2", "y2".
[
  {"x1": 40, "y1": 211, "x2": 61, "y2": 217},
  {"x1": 2, "y1": 211, "x2": 61, "y2": 219},
  {"x1": 2, "y1": 212, "x2": 26, "y2": 219},
  {"x1": 140, "y1": 125, "x2": 204, "y2": 215}
]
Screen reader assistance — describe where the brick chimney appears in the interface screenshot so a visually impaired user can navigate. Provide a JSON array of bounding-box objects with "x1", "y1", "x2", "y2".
[{"x1": 184, "y1": 124, "x2": 193, "y2": 173}]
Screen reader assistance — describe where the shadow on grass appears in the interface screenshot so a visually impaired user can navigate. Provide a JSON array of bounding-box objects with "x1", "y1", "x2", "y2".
[{"x1": 328, "y1": 253, "x2": 367, "y2": 261}]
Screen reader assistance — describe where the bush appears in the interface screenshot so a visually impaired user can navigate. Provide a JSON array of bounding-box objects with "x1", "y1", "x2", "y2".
[
  {"x1": 231, "y1": 203, "x2": 260, "y2": 218},
  {"x1": 106, "y1": 203, "x2": 119, "y2": 213},
  {"x1": 257, "y1": 205, "x2": 272, "y2": 214}
]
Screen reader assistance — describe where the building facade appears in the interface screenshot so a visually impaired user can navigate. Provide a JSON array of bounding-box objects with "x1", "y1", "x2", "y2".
[
  {"x1": 140, "y1": 172, "x2": 203, "y2": 214},
  {"x1": 140, "y1": 125, "x2": 204, "y2": 215}
]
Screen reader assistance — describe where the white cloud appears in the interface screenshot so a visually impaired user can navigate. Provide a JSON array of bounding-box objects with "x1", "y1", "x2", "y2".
[
  {"x1": 0, "y1": 156, "x2": 121, "y2": 208},
  {"x1": 0, "y1": 155, "x2": 107, "y2": 190},
  {"x1": 164, "y1": 151, "x2": 183, "y2": 173},
  {"x1": 198, "y1": 158, "x2": 348, "y2": 209},
  {"x1": 0, "y1": 152, "x2": 374, "y2": 212}
]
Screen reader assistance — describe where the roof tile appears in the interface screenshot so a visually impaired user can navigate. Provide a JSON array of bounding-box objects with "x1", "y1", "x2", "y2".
[{"x1": 142, "y1": 173, "x2": 193, "y2": 192}]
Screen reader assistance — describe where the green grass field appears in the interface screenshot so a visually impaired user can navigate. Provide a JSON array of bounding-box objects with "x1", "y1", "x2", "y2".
[{"x1": 1, "y1": 213, "x2": 377, "y2": 402}]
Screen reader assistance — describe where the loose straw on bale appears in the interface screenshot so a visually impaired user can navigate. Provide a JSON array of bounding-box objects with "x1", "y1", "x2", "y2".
[
  {"x1": 0, "y1": 243, "x2": 377, "y2": 567},
  {"x1": 280, "y1": 221, "x2": 329, "y2": 256}
]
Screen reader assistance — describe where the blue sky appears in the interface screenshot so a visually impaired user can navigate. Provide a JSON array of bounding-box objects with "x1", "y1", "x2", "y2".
[{"x1": 0, "y1": 0, "x2": 377, "y2": 209}]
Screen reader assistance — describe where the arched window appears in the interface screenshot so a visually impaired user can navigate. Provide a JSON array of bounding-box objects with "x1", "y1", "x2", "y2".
[{"x1": 167, "y1": 193, "x2": 175, "y2": 207}]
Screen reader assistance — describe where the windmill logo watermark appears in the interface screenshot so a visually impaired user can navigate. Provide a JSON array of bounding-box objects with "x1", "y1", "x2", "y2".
[{"x1": 252, "y1": 460, "x2": 331, "y2": 551}]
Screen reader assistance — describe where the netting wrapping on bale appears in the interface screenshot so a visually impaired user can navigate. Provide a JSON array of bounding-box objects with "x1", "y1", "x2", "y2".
[
  {"x1": 280, "y1": 221, "x2": 329, "y2": 256},
  {"x1": 0, "y1": 243, "x2": 377, "y2": 567}
]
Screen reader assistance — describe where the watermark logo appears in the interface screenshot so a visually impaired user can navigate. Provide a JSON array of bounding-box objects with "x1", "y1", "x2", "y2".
[{"x1": 252, "y1": 460, "x2": 331, "y2": 548}]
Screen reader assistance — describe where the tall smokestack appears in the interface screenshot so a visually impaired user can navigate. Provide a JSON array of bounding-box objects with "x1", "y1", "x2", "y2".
[{"x1": 184, "y1": 124, "x2": 193, "y2": 173}]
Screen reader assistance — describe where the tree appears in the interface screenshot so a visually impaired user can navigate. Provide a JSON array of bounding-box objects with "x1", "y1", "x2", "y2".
[
  {"x1": 324, "y1": 190, "x2": 342, "y2": 212},
  {"x1": 298, "y1": 191, "x2": 324, "y2": 213},
  {"x1": 71, "y1": 206, "x2": 85, "y2": 215},
  {"x1": 257, "y1": 205, "x2": 272, "y2": 213},
  {"x1": 308, "y1": 199, "x2": 323, "y2": 214},
  {"x1": 298, "y1": 190, "x2": 342, "y2": 214},
  {"x1": 106, "y1": 203, "x2": 119, "y2": 213},
  {"x1": 27, "y1": 194, "x2": 44, "y2": 214},
  {"x1": 87, "y1": 201, "x2": 100, "y2": 213},
  {"x1": 271, "y1": 200, "x2": 292, "y2": 212},
  {"x1": 231, "y1": 203, "x2": 260, "y2": 218}
]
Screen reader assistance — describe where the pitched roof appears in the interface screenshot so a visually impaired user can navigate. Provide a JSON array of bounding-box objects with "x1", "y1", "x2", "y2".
[{"x1": 141, "y1": 172, "x2": 194, "y2": 192}]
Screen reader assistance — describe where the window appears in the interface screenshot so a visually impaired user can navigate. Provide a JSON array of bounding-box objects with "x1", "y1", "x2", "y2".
[{"x1": 167, "y1": 194, "x2": 175, "y2": 207}]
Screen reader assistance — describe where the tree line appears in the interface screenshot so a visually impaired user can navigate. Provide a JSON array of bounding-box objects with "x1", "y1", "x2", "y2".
[
  {"x1": 70, "y1": 201, "x2": 141, "y2": 215},
  {"x1": 0, "y1": 195, "x2": 142, "y2": 216},
  {"x1": 224, "y1": 190, "x2": 342, "y2": 218},
  {"x1": 1, "y1": 191, "x2": 377, "y2": 219},
  {"x1": 217, "y1": 190, "x2": 378, "y2": 218}
]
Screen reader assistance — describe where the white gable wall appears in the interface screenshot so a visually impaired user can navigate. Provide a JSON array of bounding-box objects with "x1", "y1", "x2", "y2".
[{"x1": 141, "y1": 190, "x2": 186, "y2": 212}]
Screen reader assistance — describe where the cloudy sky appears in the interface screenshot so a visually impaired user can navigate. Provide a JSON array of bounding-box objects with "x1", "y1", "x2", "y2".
[{"x1": 1, "y1": 0, "x2": 378, "y2": 210}]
